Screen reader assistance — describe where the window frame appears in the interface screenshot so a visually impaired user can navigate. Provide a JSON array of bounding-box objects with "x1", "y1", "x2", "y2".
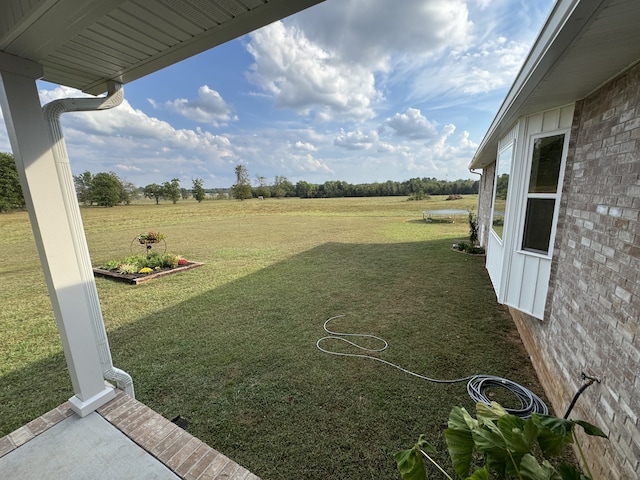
[
  {"x1": 491, "y1": 141, "x2": 514, "y2": 244},
  {"x1": 518, "y1": 130, "x2": 570, "y2": 259}
]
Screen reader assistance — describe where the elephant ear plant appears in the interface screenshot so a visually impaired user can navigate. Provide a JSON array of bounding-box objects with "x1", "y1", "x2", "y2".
[{"x1": 395, "y1": 402, "x2": 607, "y2": 480}]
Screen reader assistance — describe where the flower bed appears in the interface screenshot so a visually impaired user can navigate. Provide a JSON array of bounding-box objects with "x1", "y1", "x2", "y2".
[{"x1": 93, "y1": 251, "x2": 204, "y2": 284}]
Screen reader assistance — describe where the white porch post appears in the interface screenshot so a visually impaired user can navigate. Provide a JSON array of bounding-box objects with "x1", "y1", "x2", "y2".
[{"x1": 0, "y1": 57, "x2": 115, "y2": 416}]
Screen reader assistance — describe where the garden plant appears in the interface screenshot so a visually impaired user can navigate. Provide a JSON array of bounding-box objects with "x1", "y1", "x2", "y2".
[{"x1": 395, "y1": 402, "x2": 607, "y2": 480}]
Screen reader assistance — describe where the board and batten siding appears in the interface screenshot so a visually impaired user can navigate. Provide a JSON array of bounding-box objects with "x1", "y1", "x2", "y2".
[
  {"x1": 486, "y1": 125, "x2": 517, "y2": 296},
  {"x1": 490, "y1": 105, "x2": 574, "y2": 319}
]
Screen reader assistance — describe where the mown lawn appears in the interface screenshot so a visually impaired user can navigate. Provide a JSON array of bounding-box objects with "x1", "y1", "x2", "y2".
[{"x1": 0, "y1": 196, "x2": 546, "y2": 479}]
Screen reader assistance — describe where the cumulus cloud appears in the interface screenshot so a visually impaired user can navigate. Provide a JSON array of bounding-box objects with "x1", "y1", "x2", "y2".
[
  {"x1": 292, "y1": 0, "x2": 473, "y2": 69},
  {"x1": 334, "y1": 129, "x2": 379, "y2": 150},
  {"x1": 149, "y1": 85, "x2": 237, "y2": 126},
  {"x1": 245, "y1": 21, "x2": 380, "y2": 121},
  {"x1": 291, "y1": 153, "x2": 334, "y2": 174},
  {"x1": 27, "y1": 85, "x2": 236, "y2": 184},
  {"x1": 289, "y1": 0, "x2": 540, "y2": 105},
  {"x1": 291, "y1": 141, "x2": 317, "y2": 151},
  {"x1": 385, "y1": 108, "x2": 438, "y2": 139}
]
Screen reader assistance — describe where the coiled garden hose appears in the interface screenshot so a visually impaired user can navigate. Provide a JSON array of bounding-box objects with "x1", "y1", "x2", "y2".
[{"x1": 316, "y1": 315, "x2": 548, "y2": 418}]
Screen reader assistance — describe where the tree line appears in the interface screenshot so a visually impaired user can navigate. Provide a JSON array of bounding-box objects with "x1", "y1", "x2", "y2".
[
  {"x1": 1, "y1": 153, "x2": 478, "y2": 211},
  {"x1": 231, "y1": 164, "x2": 478, "y2": 200},
  {"x1": 73, "y1": 173, "x2": 206, "y2": 206}
]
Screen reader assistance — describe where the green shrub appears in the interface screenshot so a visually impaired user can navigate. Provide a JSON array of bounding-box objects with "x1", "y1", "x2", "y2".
[
  {"x1": 452, "y1": 242, "x2": 485, "y2": 255},
  {"x1": 395, "y1": 402, "x2": 607, "y2": 480}
]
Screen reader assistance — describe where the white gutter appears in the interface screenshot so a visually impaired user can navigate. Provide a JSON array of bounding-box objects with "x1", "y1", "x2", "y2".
[{"x1": 42, "y1": 81, "x2": 134, "y2": 398}]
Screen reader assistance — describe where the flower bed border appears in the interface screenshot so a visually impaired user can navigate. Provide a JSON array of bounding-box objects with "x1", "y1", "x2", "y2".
[{"x1": 93, "y1": 261, "x2": 205, "y2": 285}]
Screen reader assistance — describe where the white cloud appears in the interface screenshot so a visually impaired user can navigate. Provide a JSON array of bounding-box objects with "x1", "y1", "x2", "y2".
[
  {"x1": 26, "y1": 85, "x2": 236, "y2": 184},
  {"x1": 334, "y1": 129, "x2": 379, "y2": 150},
  {"x1": 293, "y1": 0, "x2": 473, "y2": 69},
  {"x1": 245, "y1": 21, "x2": 380, "y2": 121},
  {"x1": 385, "y1": 108, "x2": 438, "y2": 139},
  {"x1": 291, "y1": 141, "x2": 317, "y2": 151},
  {"x1": 291, "y1": 0, "x2": 540, "y2": 106},
  {"x1": 291, "y1": 153, "x2": 334, "y2": 175},
  {"x1": 114, "y1": 164, "x2": 142, "y2": 172},
  {"x1": 149, "y1": 85, "x2": 237, "y2": 126}
]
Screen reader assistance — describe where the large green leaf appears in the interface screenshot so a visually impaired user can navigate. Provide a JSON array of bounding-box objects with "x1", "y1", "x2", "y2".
[
  {"x1": 573, "y1": 420, "x2": 607, "y2": 438},
  {"x1": 533, "y1": 415, "x2": 573, "y2": 436},
  {"x1": 557, "y1": 463, "x2": 590, "y2": 480},
  {"x1": 517, "y1": 455, "x2": 558, "y2": 480},
  {"x1": 445, "y1": 406, "x2": 478, "y2": 478},
  {"x1": 449, "y1": 406, "x2": 479, "y2": 431},
  {"x1": 471, "y1": 426, "x2": 507, "y2": 452},
  {"x1": 466, "y1": 467, "x2": 491, "y2": 480},
  {"x1": 476, "y1": 402, "x2": 507, "y2": 424},
  {"x1": 533, "y1": 415, "x2": 574, "y2": 457},
  {"x1": 496, "y1": 415, "x2": 531, "y2": 454},
  {"x1": 394, "y1": 445, "x2": 427, "y2": 480},
  {"x1": 444, "y1": 426, "x2": 474, "y2": 479}
]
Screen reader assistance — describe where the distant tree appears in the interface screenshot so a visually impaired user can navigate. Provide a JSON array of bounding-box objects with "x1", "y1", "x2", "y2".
[
  {"x1": 192, "y1": 178, "x2": 206, "y2": 202},
  {"x1": 255, "y1": 175, "x2": 271, "y2": 198},
  {"x1": 180, "y1": 187, "x2": 190, "y2": 200},
  {"x1": 144, "y1": 183, "x2": 164, "y2": 204},
  {"x1": 232, "y1": 164, "x2": 252, "y2": 200},
  {"x1": 0, "y1": 152, "x2": 25, "y2": 212},
  {"x1": 91, "y1": 172, "x2": 124, "y2": 207},
  {"x1": 163, "y1": 178, "x2": 181, "y2": 204},
  {"x1": 73, "y1": 170, "x2": 94, "y2": 205},
  {"x1": 119, "y1": 178, "x2": 138, "y2": 205},
  {"x1": 295, "y1": 180, "x2": 316, "y2": 198},
  {"x1": 272, "y1": 176, "x2": 293, "y2": 198}
]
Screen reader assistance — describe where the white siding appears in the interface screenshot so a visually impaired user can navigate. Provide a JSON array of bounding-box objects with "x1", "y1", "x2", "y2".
[
  {"x1": 485, "y1": 124, "x2": 519, "y2": 303},
  {"x1": 492, "y1": 105, "x2": 574, "y2": 319}
]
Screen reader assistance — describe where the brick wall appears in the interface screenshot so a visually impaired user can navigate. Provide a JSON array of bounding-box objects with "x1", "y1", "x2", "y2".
[{"x1": 515, "y1": 63, "x2": 640, "y2": 478}]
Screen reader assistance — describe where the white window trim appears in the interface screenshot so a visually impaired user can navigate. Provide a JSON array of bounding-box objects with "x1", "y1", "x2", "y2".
[
  {"x1": 490, "y1": 141, "x2": 515, "y2": 246},
  {"x1": 516, "y1": 129, "x2": 570, "y2": 260}
]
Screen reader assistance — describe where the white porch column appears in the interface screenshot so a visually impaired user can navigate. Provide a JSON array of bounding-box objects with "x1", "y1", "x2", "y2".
[{"x1": 0, "y1": 56, "x2": 115, "y2": 416}]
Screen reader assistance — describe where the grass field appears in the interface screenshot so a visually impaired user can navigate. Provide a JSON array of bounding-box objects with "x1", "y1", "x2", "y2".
[{"x1": 0, "y1": 195, "x2": 547, "y2": 479}]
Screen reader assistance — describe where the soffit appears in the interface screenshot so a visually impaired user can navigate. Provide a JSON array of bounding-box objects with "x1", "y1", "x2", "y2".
[
  {"x1": 0, "y1": 0, "x2": 324, "y2": 95},
  {"x1": 470, "y1": 0, "x2": 640, "y2": 169}
]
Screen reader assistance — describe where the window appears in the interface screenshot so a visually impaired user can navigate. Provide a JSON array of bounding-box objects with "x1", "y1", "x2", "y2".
[
  {"x1": 492, "y1": 144, "x2": 513, "y2": 240},
  {"x1": 521, "y1": 134, "x2": 566, "y2": 254}
]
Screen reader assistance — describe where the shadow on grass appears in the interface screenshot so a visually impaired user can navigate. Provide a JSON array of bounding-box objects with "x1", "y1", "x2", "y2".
[{"x1": 0, "y1": 238, "x2": 545, "y2": 479}]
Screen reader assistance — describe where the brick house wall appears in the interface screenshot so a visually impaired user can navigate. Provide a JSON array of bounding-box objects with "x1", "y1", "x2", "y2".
[{"x1": 513, "y1": 63, "x2": 640, "y2": 478}]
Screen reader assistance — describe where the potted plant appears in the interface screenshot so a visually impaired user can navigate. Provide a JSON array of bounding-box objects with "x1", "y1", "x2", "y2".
[{"x1": 136, "y1": 231, "x2": 165, "y2": 244}]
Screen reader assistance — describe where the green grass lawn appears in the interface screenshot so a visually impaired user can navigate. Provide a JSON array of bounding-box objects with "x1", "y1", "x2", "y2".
[{"x1": 0, "y1": 196, "x2": 546, "y2": 479}]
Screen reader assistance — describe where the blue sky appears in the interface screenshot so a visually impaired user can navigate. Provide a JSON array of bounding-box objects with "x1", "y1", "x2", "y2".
[{"x1": 0, "y1": 0, "x2": 555, "y2": 189}]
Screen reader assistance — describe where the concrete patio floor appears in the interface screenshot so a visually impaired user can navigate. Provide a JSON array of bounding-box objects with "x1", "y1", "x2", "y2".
[{"x1": 0, "y1": 389, "x2": 259, "y2": 480}]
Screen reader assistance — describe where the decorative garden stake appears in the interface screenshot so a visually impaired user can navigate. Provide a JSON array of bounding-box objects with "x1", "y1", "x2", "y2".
[{"x1": 132, "y1": 231, "x2": 167, "y2": 257}]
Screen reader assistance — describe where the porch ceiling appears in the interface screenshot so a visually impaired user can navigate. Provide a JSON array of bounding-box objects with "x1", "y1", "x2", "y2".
[
  {"x1": 0, "y1": 0, "x2": 324, "y2": 95},
  {"x1": 470, "y1": 0, "x2": 640, "y2": 169}
]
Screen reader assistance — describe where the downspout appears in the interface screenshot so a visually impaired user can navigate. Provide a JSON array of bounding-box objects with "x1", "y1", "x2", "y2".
[{"x1": 42, "y1": 81, "x2": 134, "y2": 397}]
